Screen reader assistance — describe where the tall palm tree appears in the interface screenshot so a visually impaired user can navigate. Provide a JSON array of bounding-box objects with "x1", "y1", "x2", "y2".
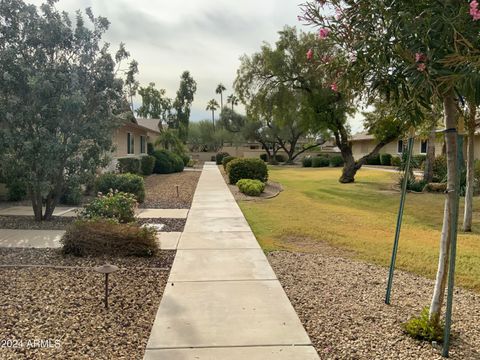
[
  {"x1": 227, "y1": 94, "x2": 239, "y2": 111},
  {"x1": 215, "y1": 84, "x2": 226, "y2": 109},
  {"x1": 206, "y1": 99, "x2": 219, "y2": 131}
]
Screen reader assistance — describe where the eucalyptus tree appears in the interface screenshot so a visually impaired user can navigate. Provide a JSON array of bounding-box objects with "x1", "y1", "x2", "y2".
[
  {"x1": 301, "y1": 0, "x2": 480, "y2": 334},
  {"x1": 206, "y1": 99, "x2": 219, "y2": 131},
  {"x1": 137, "y1": 82, "x2": 172, "y2": 127},
  {"x1": 172, "y1": 71, "x2": 197, "y2": 142},
  {"x1": 216, "y1": 83, "x2": 227, "y2": 109},
  {"x1": 0, "y1": 0, "x2": 134, "y2": 221}
]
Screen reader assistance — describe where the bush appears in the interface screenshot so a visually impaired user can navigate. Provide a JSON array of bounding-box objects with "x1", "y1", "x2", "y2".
[
  {"x1": 302, "y1": 156, "x2": 312, "y2": 168},
  {"x1": 399, "y1": 175, "x2": 427, "y2": 192},
  {"x1": 380, "y1": 153, "x2": 392, "y2": 166},
  {"x1": 391, "y1": 156, "x2": 401, "y2": 167},
  {"x1": 61, "y1": 219, "x2": 158, "y2": 257},
  {"x1": 147, "y1": 142, "x2": 155, "y2": 155},
  {"x1": 275, "y1": 154, "x2": 286, "y2": 163},
  {"x1": 141, "y1": 155, "x2": 156, "y2": 176},
  {"x1": 171, "y1": 153, "x2": 185, "y2": 172},
  {"x1": 433, "y1": 155, "x2": 447, "y2": 183},
  {"x1": 181, "y1": 154, "x2": 190, "y2": 166},
  {"x1": 6, "y1": 181, "x2": 27, "y2": 201},
  {"x1": 95, "y1": 173, "x2": 145, "y2": 203},
  {"x1": 236, "y1": 179, "x2": 265, "y2": 196},
  {"x1": 403, "y1": 308, "x2": 444, "y2": 342},
  {"x1": 366, "y1": 153, "x2": 381, "y2": 165},
  {"x1": 117, "y1": 157, "x2": 141, "y2": 174},
  {"x1": 260, "y1": 153, "x2": 268, "y2": 162},
  {"x1": 80, "y1": 190, "x2": 137, "y2": 223},
  {"x1": 60, "y1": 181, "x2": 83, "y2": 205},
  {"x1": 312, "y1": 156, "x2": 329, "y2": 168},
  {"x1": 329, "y1": 155, "x2": 344, "y2": 167},
  {"x1": 216, "y1": 152, "x2": 230, "y2": 165},
  {"x1": 152, "y1": 149, "x2": 184, "y2": 174},
  {"x1": 227, "y1": 158, "x2": 268, "y2": 185},
  {"x1": 222, "y1": 156, "x2": 236, "y2": 171},
  {"x1": 412, "y1": 154, "x2": 427, "y2": 169}
]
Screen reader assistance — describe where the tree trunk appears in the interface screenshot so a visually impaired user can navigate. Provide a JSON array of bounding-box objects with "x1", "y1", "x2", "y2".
[
  {"x1": 424, "y1": 127, "x2": 436, "y2": 183},
  {"x1": 463, "y1": 104, "x2": 476, "y2": 232},
  {"x1": 429, "y1": 92, "x2": 459, "y2": 325},
  {"x1": 339, "y1": 144, "x2": 359, "y2": 183},
  {"x1": 212, "y1": 110, "x2": 215, "y2": 131},
  {"x1": 31, "y1": 188, "x2": 43, "y2": 222}
]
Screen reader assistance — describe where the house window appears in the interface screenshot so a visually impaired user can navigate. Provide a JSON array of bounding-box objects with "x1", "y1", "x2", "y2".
[
  {"x1": 420, "y1": 139, "x2": 428, "y2": 154},
  {"x1": 140, "y1": 136, "x2": 146, "y2": 154},
  {"x1": 127, "y1": 133, "x2": 134, "y2": 155},
  {"x1": 397, "y1": 139, "x2": 404, "y2": 153}
]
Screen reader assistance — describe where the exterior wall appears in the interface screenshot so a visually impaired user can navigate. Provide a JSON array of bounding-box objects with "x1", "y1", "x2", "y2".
[{"x1": 107, "y1": 124, "x2": 149, "y2": 172}]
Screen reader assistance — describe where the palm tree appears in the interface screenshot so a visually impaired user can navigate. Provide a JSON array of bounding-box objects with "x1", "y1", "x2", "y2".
[
  {"x1": 206, "y1": 99, "x2": 219, "y2": 131},
  {"x1": 227, "y1": 94, "x2": 239, "y2": 111},
  {"x1": 215, "y1": 84, "x2": 226, "y2": 109}
]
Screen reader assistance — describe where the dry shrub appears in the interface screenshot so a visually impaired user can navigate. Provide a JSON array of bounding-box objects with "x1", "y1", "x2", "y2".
[{"x1": 61, "y1": 219, "x2": 158, "y2": 257}]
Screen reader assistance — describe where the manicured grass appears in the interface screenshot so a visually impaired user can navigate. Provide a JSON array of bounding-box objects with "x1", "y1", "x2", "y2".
[{"x1": 239, "y1": 167, "x2": 480, "y2": 292}]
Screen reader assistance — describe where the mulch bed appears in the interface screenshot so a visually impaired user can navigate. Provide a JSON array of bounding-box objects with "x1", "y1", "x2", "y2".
[
  {"x1": 141, "y1": 171, "x2": 201, "y2": 209},
  {"x1": 267, "y1": 247, "x2": 480, "y2": 360},
  {"x1": 0, "y1": 216, "x2": 186, "y2": 232},
  {"x1": 0, "y1": 248, "x2": 174, "y2": 360}
]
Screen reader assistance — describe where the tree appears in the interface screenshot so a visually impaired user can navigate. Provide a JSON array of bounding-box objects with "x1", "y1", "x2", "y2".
[
  {"x1": 137, "y1": 82, "x2": 172, "y2": 128},
  {"x1": 216, "y1": 83, "x2": 227, "y2": 109},
  {"x1": 0, "y1": 0, "x2": 132, "y2": 221},
  {"x1": 155, "y1": 128, "x2": 186, "y2": 155},
  {"x1": 463, "y1": 100, "x2": 477, "y2": 232},
  {"x1": 218, "y1": 107, "x2": 246, "y2": 133},
  {"x1": 187, "y1": 120, "x2": 228, "y2": 152},
  {"x1": 206, "y1": 99, "x2": 219, "y2": 131},
  {"x1": 172, "y1": 71, "x2": 197, "y2": 142},
  {"x1": 227, "y1": 94, "x2": 239, "y2": 111},
  {"x1": 300, "y1": 0, "x2": 480, "y2": 332}
]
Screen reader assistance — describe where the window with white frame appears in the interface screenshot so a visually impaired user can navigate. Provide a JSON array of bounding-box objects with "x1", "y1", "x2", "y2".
[
  {"x1": 397, "y1": 139, "x2": 404, "y2": 153},
  {"x1": 140, "y1": 135, "x2": 146, "y2": 154},
  {"x1": 127, "y1": 133, "x2": 134, "y2": 155},
  {"x1": 420, "y1": 139, "x2": 428, "y2": 154}
]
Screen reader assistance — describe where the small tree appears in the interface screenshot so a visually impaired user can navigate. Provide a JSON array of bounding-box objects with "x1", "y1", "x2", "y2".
[
  {"x1": 0, "y1": 0, "x2": 133, "y2": 221},
  {"x1": 206, "y1": 99, "x2": 219, "y2": 131},
  {"x1": 171, "y1": 71, "x2": 197, "y2": 142}
]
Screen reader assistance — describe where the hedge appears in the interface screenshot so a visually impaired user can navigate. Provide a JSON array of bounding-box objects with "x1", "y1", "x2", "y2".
[
  {"x1": 226, "y1": 158, "x2": 268, "y2": 184},
  {"x1": 152, "y1": 149, "x2": 184, "y2": 174},
  {"x1": 380, "y1": 153, "x2": 392, "y2": 166},
  {"x1": 312, "y1": 156, "x2": 329, "y2": 167},
  {"x1": 95, "y1": 173, "x2": 145, "y2": 203},
  {"x1": 302, "y1": 156, "x2": 312, "y2": 168},
  {"x1": 329, "y1": 155, "x2": 344, "y2": 167},
  {"x1": 366, "y1": 153, "x2": 381, "y2": 165},
  {"x1": 141, "y1": 155, "x2": 156, "y2": 175},
  {"x1": 117, "y1": 157, "x2": 141, "y2": 174}
]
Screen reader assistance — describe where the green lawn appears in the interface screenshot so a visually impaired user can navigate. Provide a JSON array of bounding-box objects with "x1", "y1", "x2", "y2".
[{"x1": 239, "y1": 167, "x2": 480, "y2": 292}]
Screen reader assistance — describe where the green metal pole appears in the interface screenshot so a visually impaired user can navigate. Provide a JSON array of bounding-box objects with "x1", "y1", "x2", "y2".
[
  {"x1": 385, "y1": 135, "x2": 414, "y2": 305},
  {"x1": 442, "y1": 132, "x2": 463, "y2": 357}
]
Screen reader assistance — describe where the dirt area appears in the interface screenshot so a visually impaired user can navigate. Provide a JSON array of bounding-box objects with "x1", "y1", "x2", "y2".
[
  {"x1": 218, "y1": 165, "x2": 283, "y2": 201},
  {"x1": 141, "y1": 171, "x2": 201, "y2": 209},
  {"x1": 267, "y1": 245, "x2": 480, "y2": 360},
  {"x1": 0, "y1": 248, "x2": 174, "y2": 360}
]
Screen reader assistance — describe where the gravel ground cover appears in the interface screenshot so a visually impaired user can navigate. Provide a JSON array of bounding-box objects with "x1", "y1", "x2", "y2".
[
  {"x1": 141, "y1": 171, "x2": 201, "y2": 209},
  {"x1": 0, "y1": 249, "x2": 174, "y2": 360},
  {"x1": 0, "y1": 215, "x2": 185, "y2": 232},
  {"x1": 267, "y1": 247, "x2": 480, "y2": 360}
]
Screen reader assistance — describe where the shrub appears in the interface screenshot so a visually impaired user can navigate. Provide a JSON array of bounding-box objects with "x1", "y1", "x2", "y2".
[
  {"x1": 216, "y1": 152, "x2": 230, "y2": 165},
  {"x1": 412, "y1": 154, "x2": 427, "y2": 169},
  {"x1": 181, "y1": 154, "x2": 190, "y2": 166},
  {"x1": 152, "y1": 149, "x2": 184, "y2": 174},
  {"x1": 95, "y1": 173, "x2": 145, "y2": 203},
  {"x1": 302, "y1": 156, "x2": 312, "y2": 168},
  {"x1": 399, "y1": 175, "x2": 427, "y2": 192},
  {"x1": 380, "y1": 153, "x2": 392, "y2": 166},
  {"x1": 391, "y1": 156, "x2": 401, "y2": 167},
  {"x1": 80, "y1": 190, "x2": 137, "y2": 223},
  {"x1": 275, "y1": 154, "x2": 286, "y2": 162},
  {"x1": 147, "y1": 142, "x2": 155, "y2": 155},
  {"x1": 402, "y1": 308, "x2": 444, "y2": 342},
  {"x1": 329, "y1": 155, "x2": 344, "y2": 167},
  {"x1": 432, "y1": 155, "x2": 447, "y2": 183},
  {"x1": 6, "y1": 181, "x2": 27, "y2": 201},
  {"x1": 60, "y1": 181, "x2": 83, "y2": 205},
  {"x1": 117, "y1": 157, "x2": 141, "y2": 174},
  {"x1": 259, "y1": 153, "x2": 268, "y2": 162},
  {"x1": 236, "y1": 179, "x2": 265, "y2": 196},
  {"x1": 222, "y1": 156, "x2": 236, "y2": 171},
  {"x1": 366, "y1": 153, "x2": 381, "y2": 165},
  {"x1": 171, "y1": 153, "x2": 185, "y2": 172},
  {"x1": 61, "y1": 219, "x2": 158, "y2": 257},
  {"x1": 312, "y1": 156, "x2": 329, "y2": 168},
  {"x1": 227, "y1": 158, "x2": 268, "y2": 184},
  {"x1": 141, "y1": 155, "x2": 156, "y2": 176},
  {"x1": 211, "y1": 155, "x2": 216, "y2": 161}
]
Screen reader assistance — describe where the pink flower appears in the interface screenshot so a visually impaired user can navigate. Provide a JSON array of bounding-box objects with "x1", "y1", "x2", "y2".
[
  {"x1": 330, "y1": 83, "x2": 338, "y2": 92},
  {"x1": 470, "y1": 1, "x2": 480, "y2": 20},
  {"x1": 307, "y1": 49, "x2": 314, "y2": 60},
  {"x1": 415, "y1": 52, "x2": 426, "y2": 63},
  {"x1": 417, "y1": 63, "x2": 426, "y2": 72},
  {"x1": 318, "y1": 28, "x2": 330, "y2": 40},
  {"x1": 335, "y1": 8, "x2": 343, "y2": 20},
  {"x1": 321, "y1": 55, "x2": 332, "y2": 63}
]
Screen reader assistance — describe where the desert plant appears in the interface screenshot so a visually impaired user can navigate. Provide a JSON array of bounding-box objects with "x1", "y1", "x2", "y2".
[
  {"x1": 141, "y1": 155, "x2": 156, "y2": 176},
  {"x1": 117, "y1": 157, "x2": 141, "y2": 174},
  {"x1": 95, "y1": 173, "x2": 145, "y2": 203},
  {"x1": 380, "y1": 153, "x2": 392, "y2": 166},
  {"x1": 61, "y1": 219, "x2": 158, "y2": 257},
  {"x1": 312, "y1": 156, "x2": 329, "y2": 168},
  {"x1": 226, "y1": 158, "x2": 268, "y2": 184},
  {"x1": 216, "y1": 152, "x2": 230, "y2": 165},
  {"x1": 403, "y1": 308, "x2": 444, "y2": 343},
  {"x1": 329, "y1": 155, "x2": 344, "y2": 167},
  {"x1": 236, "y1": 179, "x2": 265, "y2": 196},
  {"x1": 222, "y1": 156, "x2": 236, "y2": 171},
  {"x1": 80, "y1": 190, "x2": 137, "y2": 223},
  {"x1": 302, "y1": 156, "x2": 313, "y2": 168}
]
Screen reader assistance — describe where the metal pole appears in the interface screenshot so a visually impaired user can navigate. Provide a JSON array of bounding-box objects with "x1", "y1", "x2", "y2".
[
  {"x1": 442, "y1": 132, "x2": 463, "y2": 357},
  {"x1": 385, "y1": 134, "x2": 414, "y2": 305}
]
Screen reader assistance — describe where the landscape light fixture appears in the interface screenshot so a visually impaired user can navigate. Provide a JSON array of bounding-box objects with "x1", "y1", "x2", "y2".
[{"x1": 94, "y1": 263, "x2": 119, "y2": 310}]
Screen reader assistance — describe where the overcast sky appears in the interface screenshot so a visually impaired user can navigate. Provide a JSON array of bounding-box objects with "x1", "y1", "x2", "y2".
[{"x1": 29, "y1": 0, "x2": 364, "y2": 132}]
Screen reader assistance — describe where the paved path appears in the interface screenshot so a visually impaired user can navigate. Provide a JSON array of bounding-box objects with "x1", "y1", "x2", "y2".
[{"x1": 144, "y1": 162, "x2": 319, "y2": 359}]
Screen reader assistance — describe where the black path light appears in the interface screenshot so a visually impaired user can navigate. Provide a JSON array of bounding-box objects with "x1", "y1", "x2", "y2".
[{"x1": 94, "y1": 263, "x2": 119, "y2": 310}]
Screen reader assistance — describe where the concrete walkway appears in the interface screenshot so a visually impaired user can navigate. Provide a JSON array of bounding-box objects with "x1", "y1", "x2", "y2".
[{"x1": 144, "y1": 162, "x2": 319, "y2": 359}]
